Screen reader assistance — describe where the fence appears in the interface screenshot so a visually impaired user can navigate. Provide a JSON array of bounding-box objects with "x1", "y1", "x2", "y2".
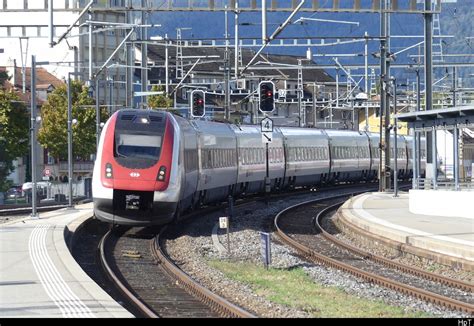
[{"x1": 415, "y1": 178, "x2": 474, "y2": 191}]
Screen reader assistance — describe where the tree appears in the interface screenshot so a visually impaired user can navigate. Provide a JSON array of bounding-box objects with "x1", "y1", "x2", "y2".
[
  {"x1": 0, "y1": 91, "x2": 29, "y2": 191},
  {"x1": 38, "y1": 80, "x2": 108, "y2": 161},
  {"x1": 147, "y1": 85, "x2": 175, "y2": 111},
  {"x1": 0, "y1": 71, "x2": 10, "y2": 88}
]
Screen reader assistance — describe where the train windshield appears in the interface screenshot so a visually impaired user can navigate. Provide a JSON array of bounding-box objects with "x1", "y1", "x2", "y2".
[{"x1": 116, "y1": 134, "x2": 162, "y2": 160}]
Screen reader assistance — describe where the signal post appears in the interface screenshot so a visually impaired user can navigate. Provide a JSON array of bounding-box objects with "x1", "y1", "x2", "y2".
[
  {"x1": 190, "y1": 90, "x2": 205, "y2": 118},
  {"x1": 259, "y1": 81, "x2": 275, "y2": 204}
]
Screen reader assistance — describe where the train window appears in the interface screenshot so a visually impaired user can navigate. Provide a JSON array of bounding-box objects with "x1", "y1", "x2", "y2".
[{"x1": 116, "y1": 134, "x2": 162, "y2": 160}]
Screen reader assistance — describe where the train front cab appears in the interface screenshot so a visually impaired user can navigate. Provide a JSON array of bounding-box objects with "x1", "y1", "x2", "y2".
[{"x1": 93, "y1": 110, "x2": 178, "y2": 226}]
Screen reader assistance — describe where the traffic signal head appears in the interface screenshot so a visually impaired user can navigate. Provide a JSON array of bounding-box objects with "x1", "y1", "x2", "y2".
[
  {"x1": 259, "y1": 81, "x2": 275, "y2": 113},
  {"x1": 191, "y1": 90, "x2": 205, "y2": 117}
]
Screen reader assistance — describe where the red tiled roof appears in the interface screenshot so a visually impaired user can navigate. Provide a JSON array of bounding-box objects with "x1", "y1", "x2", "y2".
[{"x1": 0, "y1": 66, "x2": 64, "y2": 105}]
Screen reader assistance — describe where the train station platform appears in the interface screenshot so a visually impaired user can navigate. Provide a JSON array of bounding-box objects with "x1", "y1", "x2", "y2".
[
  {"x1": 0, "y1": 203, "x2": 133, "y2": 318},
  {"x1": 336, "y1": 192, "x2": 474, "y2": 271}
]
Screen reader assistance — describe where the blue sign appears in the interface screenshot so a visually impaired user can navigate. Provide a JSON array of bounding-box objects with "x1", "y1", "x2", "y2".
[{"x1": 259, "y1": 232, "x2": 271, "y2": 268}]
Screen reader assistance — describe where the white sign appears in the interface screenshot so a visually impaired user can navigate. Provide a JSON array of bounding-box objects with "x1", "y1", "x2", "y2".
[
  {"x1": 262, "y1": 132, "x2": 273, "y2": 143},
  {"x1": 260, "y1": 232, "x2": 271, "y2": 268},
  {"x1": 133, "y1": 91, "x2": 164, "y2": 97},
  {"x1": 219, "y1": 216, "x2": 228, "y2": 229},
  {"x1": 261, "y1": 117, "x2": 273, "y2": 133}
]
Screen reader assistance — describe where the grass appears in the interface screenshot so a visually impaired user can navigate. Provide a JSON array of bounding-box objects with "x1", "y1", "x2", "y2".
[{"x1": 208, "y1": 260, "x2": 433, "y2": 318}]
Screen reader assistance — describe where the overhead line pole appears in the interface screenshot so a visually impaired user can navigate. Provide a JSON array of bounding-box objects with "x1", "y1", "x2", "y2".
[
  {"x1": 425, "y1": 0, "x2": 435, "y2": 184},
  {"x1": 379, "y1": 0, "x2": 388, "y2": 192},
  {"x1": 240, "y1": 0, "x2": 305, "y2": 76},
  {"x1": 384, "y1": 0, "x2": 392, "y2": 191}
]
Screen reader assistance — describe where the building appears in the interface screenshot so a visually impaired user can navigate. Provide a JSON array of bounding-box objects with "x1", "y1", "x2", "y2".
[
  {"x1": 0, "y1": 0, "x2": 128, "y2": 107},
  {"x1": 0, "y1": 65, "x2": 64, "y2": 186},
  {"x1": 139, "y1": 43, "x2": 366, "y2": 129}
]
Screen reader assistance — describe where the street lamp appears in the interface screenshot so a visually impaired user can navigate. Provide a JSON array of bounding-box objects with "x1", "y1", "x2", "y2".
[
  {"x1": 67, "y1": 71, "x2": 81, "y2": 209},
  {"x1": 30, "y1": 56, "x2": 49, "y2": 218}
]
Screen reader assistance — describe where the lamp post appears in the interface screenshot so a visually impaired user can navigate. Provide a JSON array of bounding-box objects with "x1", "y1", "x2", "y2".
[
  {"x1": 30, "y1": 56, "x2": 49, "y2": 218},
  {"x1": 30, "y1": 55, "x2": 38, "y2": 218},
  {"x1": 67, "y1": 71, "x2": 80, "y2": 208}
]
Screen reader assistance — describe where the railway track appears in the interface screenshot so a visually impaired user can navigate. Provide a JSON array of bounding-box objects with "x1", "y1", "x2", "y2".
[
  {"x1": 95, "y1": 183, "x2": 390, "y2": 318},
  {"x1": 0, "y1": 199, "x2": 91, "y2": 216},
  {"x1": 98, "y1": 225, "x2": 256, "y2": 318},
  {"x1": 274, "y1": 194, "x2": 474, "y2": 315}
]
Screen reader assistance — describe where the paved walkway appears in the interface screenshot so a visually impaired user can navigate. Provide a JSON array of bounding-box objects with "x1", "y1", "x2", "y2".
[
  {"x1": 339, "y1": 192, "x2": 474, "y2": 267},
  {"x1": 0, "y1": 204, "x2": 133, "y2": 318}
]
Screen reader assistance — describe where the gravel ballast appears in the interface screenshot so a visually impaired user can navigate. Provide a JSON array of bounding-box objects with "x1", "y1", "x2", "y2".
[{"x1": 164, "y1": 190, "x2": 473, "y2": 318}]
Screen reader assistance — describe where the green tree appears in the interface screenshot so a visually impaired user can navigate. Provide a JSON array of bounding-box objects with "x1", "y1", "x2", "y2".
[
  {"x1": 147, "y1": 85, "x2": 174, "y2": 110},
  {"x1": 0, "y1": 90, "x2": 29, "y2": 191},
  {"x1": 0, "y1": 71, "x2": 10, "y2": 88},
  {"x1": 38, "y1": 80, "x2": 108, "y2": 161}
]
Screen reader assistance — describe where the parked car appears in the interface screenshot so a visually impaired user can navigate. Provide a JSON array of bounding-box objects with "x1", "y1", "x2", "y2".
[
  {"x1": 22, "y1": 182, "x2": 49, "y2": 200},
  {"x1": 6, "y1": 186, "x2": 23, "y2": 199}
]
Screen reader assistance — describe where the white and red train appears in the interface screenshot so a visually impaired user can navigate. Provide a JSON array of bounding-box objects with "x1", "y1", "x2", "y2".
[{"x1": 92, "y1": 109, "x2": 426, "y2": 226}]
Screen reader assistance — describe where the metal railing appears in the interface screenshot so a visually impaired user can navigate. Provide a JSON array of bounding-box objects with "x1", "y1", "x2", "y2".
[
  {"x1": 415, "y1": 178, "x2": 474, "y2": 191},
  {"x1": 58, "y1": 161, "x2": 94, "y2": 172}
]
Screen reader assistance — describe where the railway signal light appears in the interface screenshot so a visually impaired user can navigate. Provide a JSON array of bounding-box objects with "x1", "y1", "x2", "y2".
[
  {"x1": 190, "y1": 90, "x2": 205, "y2": 118},
  {"x1": 259, "y1": 81, "x2": 275, "y2": 113}
]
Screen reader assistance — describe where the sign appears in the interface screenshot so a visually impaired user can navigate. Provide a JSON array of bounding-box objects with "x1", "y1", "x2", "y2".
[
  {"x1": 43, "y1": 168, "x2": 51, "y2": 177},
  {"x1": 261, "y1": 117, "x2": 273, "y2": 133},
  {"x1": 219, "y1": 216, "x2": 228, "y2": 229},
  {"x1": 133, "y1": 91, "x2": 164, "y2": 97},
  {"x1": 262, "y1": 132, "x2": 272, "y2": 144},
  {"x1": 219, "y1": 216, "x2": 231, "y2": 256},
  {"x1": 259, "y1": 232, "x2": 271, "y2": 269}
]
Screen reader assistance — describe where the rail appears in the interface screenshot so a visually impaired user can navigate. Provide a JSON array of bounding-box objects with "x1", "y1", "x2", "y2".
[
  {"x1": 152, "y1": 226, "x2": 256, "y2": 318},
  {"x1": 274, "y1": 194, "x2": 474, "y2": 315}
]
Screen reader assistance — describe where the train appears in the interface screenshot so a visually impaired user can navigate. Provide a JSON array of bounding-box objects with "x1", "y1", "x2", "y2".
[{"x1": 92, "y1": 109, "x2": 426, "y2": 226}]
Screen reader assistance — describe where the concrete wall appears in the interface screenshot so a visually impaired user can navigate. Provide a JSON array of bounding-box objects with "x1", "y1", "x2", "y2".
[{"x1": 409, "y1": 189, "x2": 474, "y2": 219}]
